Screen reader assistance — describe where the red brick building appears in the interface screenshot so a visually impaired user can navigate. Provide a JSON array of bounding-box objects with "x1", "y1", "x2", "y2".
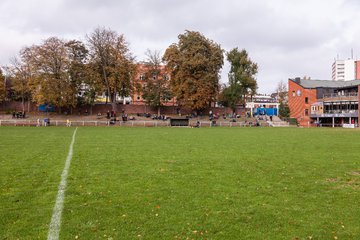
[
  {"x1": 132, "y1": 64, "x2": 177, "y2": 106},
  {"x1": 288, "y1": 78, "x2": 360, "y2": 127}
]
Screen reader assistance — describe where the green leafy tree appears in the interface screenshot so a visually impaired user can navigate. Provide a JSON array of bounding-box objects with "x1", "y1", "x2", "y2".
[
  {"x1": 276, "y1": 80, "x2": 289, "y2": 118},
  {"x1": 163, "y1": 30, "x2": 224, "y2": 112},
  {"x1": 279, "y1": 102, "x2": 290, "y2": 118},
  {"x1": 222, "y1": 48, "x2": 258, "y2": 112},
  {"x1": 218, "y1": 83, "x2": 241, "y2": 112},
  {"x1": 142, "y1": 49, "x2": 172, "y2": 115}
]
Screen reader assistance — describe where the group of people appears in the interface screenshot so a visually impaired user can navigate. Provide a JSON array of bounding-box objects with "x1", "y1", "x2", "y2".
[
  {"x1": 36, "y1": 118, "x2": 50, "y2": 127},
  {"x1": 12, "y1": 111, "x2": 26, "y2": 119},
  {"x1": 151, "y1": 115, "x2": 168, "y2": 121},
  {"x1": 35, "y1": 118, "x2": 71, "y2": 127}
]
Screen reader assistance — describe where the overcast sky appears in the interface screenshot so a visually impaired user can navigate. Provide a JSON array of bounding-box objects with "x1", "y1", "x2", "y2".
[{"x1": 1, "y1": 0, "x2": 359, "y2": 93}]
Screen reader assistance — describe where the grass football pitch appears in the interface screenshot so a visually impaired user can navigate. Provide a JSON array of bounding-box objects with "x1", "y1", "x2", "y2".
[{"x1": 0, "y1": 127, "x2": 360, "y2": 239}]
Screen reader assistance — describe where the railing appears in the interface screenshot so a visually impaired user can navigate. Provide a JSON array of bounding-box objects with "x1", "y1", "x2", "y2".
[
  {"x1": 322, "y1": 93, "x2": 358, "y2": 102},
  {"x1": 323, "y1": 110, "x2": 358, "y2": 114},
  {"x1": 310, "y1": 110, "x2": 358, "y2": 118},
  {"x1": 0, "y1": 119, "x2": 271, "y2": 127}
]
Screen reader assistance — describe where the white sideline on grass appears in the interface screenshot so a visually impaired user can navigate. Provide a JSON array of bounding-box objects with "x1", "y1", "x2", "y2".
[{"x1": 47, "y1": 127, "x2": 78, "y2": 240}]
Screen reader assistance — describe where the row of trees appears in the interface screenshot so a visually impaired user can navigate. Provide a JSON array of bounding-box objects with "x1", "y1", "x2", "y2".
[{"x1": 1, "y1": 28, "x2": 259, "y2": 114}]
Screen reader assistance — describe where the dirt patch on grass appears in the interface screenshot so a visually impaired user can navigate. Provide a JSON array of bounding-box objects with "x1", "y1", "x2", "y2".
[
  {"x1": 326, "y1": 170, "x2": 360, "y2": 190},
  {"x1": 348, "y1": 170, "x2": 360, "y2": 176},
  {"x1": 326, "y1": 178, "x2": 339, "y2": 183}
]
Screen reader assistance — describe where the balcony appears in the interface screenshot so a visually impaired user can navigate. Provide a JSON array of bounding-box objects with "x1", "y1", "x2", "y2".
[
  {"x1": 310, "y1": 110, "x2": 358, "y2": 118},
  {"x1": 322, "y1": 93, "x2": 358, "y2": 102}
]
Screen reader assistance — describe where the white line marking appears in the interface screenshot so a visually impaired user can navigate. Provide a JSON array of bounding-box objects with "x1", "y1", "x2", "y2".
[{"x1": 47, "y1": 127, "x2": 78, "y2": 240}]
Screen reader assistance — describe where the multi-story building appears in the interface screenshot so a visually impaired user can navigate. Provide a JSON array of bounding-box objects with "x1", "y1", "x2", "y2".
[
  {"x1": 132, "y1": 63, "x2": 176, "y2": 106},
  {"x1": 332, "y1": 59, "x2": 360, "y2": 81},
  {"x1": 91, "y1": 63, "x2": 176, "y2": 106},
  {"x1": 288, "y1": 77, "x2": 360, "y2": 127}
]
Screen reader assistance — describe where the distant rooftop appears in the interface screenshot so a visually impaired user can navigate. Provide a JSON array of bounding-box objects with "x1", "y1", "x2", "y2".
[{"x1": 290, "y1": 78, "x2": 360, "y2": 89}]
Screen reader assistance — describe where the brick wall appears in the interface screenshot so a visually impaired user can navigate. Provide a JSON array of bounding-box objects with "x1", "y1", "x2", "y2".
[
  {"x1": 288, "y1": 79, "x2": 317, "y2": 126},
  {"x1": 81, "y1": 104, "x2": 243, "y2": 116},
  {"x1": 1, "y1": 101, "x2": 243, "y2": 117},
  {"x1": 0, "y1": 101, "x2": 38, "y2": 112}
]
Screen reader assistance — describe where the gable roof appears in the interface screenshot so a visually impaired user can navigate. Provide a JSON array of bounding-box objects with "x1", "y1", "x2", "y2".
[{"x1": 290, "y1": 78, "x2": 360, "y2": 89}]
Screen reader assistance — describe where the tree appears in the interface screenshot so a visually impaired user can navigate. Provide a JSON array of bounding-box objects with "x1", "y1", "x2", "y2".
[
  {"x1": 7, "y1": 56, "x2": 33, "y2": 112},
  {"x1": 23, "y1": 37, "x2": 78, "y2": 111},
  {"x1": 222, "y1": 48, "x2": 258, "y2": 113},
  {"x1": 276, "y1": 80, "x2": 289, "y2": 117},
  {"x1": 0, "y1": 69, "x2": 6, "y2": 102},
  {"x1": 87, "y1": 27, "x2": 136, "y2": 110},
  {"x1": 163, "y1": 30, "x2": 224, "y2": 112},
  {"x1": 275, "y1": 80, "x2": 288, "y2": 104},
  {"x1": 142, "y1": 49, "x2": 172, "y2": 115},
  {"x1": 65, "y1": 40, "x2": 93, "y2": 114},
  {"x1": 218, "y1": 83, "x2": 241, "y2": 112},
  {"x1": 279, "y1": 102, "x2": 290, "y2": 118}
]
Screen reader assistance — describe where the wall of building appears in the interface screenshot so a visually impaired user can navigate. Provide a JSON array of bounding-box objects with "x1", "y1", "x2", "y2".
[
  {"x1": 356, "y1": 61, "x2": 360, "y2": 80},
  {"x1": 344, "y1": 59, "x2": 355, "y2": 80},
  {"x1": 288, "y1": 79, "x2": 317, "y2": 126},
  {"x1": 358, "y1": 85, "x2": 360, "y2": 108},
  {"x1": 332, "y1": 59, "x2": 359, "y2": 81}
]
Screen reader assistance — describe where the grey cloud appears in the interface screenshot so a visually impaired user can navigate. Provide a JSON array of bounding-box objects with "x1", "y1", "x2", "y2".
[{"x1": 1, "y1": 0, "x2": 359, "y2": 93}]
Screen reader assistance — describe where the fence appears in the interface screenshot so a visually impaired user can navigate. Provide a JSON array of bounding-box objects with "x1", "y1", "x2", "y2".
[{"x1": 0, "y1": 119, "x2": 270, "y2": 128}]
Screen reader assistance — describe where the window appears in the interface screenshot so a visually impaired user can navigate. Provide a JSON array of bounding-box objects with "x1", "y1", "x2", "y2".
[
  {"x1": 140, "y1": 74, "x2": 145, "y2": 80},
  {"x1": 305, "y1": 97, "x2": 308, "y2": 104},
  {"x1": 137, "y1": 96, "x2": 140, "y2": 100},
  {"x1": 305, "y1": 109, "x2": 309, "y2": 116},
  {"x1": 292, "y1": 91, "x2": 295, "y2": 97}
]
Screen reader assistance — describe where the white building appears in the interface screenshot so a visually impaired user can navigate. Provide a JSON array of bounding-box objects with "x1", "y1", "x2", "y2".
[
  {"x1": 332, "y1": 59, "x2": 357, "y2": 81},
  {"x1": 245, "y1": 94, "x2": 280, "y2": 116}
]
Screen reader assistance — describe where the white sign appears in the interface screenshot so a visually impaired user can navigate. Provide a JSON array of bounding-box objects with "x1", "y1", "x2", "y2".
[{"x1": 343, "y1": 124, "x2": 355, "y2": 128}]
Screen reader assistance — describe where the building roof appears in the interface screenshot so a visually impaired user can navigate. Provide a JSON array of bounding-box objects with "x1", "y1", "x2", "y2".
[{"x1": 290, "y1": 78, "x2": 360, "y2": 89}]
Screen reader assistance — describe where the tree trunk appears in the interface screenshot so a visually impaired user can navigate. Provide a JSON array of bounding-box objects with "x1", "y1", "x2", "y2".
[
  {"x1": 21, "y1": 96, "x2": 25, "y2": 112},
  {"x1": 111, "y1": 102, "x2": 116, "y2": 112},
  {"x1": 102, "y1": 65, "x2": 111, "y2": 106},
  {"x1": 157, "y1": 106, "x2": 161, "y2": 116}
]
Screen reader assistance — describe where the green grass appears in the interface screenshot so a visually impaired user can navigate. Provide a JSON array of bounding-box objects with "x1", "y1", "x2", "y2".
[{"x1": 1, "y1": 127, "x2": 360, "y2": 239}]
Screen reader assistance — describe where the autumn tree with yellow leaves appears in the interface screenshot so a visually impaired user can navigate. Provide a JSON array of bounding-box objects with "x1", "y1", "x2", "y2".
[
  {"x1": 163, "y1": 30, "x2": 224, "y2": 112},
  {"x1": 87, "y1": 27, "x2": 137, "y2": 110},
  {"x1": 0, "y1": 69, "x2": 6, "y2": 102}
]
